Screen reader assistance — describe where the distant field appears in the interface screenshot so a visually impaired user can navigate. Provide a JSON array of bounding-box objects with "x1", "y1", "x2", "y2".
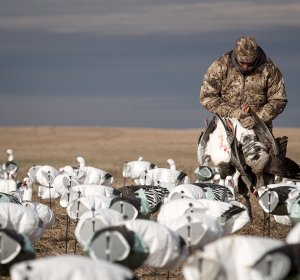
[{"x1": 0, "y1": 126, "x2": 299, "y2": 279}]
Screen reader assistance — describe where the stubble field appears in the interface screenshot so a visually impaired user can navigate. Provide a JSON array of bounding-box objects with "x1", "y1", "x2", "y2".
[{"x1": 0, "y1": 126, "x2": 299, "y2": 279}]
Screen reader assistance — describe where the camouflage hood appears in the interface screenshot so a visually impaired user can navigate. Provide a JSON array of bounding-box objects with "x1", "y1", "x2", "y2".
[{"x1": 232, "y1": 46, "x2": 267, "y2": 74}]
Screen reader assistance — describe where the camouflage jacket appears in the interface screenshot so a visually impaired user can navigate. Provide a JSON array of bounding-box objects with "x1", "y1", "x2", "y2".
[{"x1": 200, "y1": 49, "x2": 287, "y2": 128}]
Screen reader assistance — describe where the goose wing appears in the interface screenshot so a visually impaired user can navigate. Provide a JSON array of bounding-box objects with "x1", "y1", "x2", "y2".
[{"x1": 197, "y1": 116, "x2": 217, "y2": 165}]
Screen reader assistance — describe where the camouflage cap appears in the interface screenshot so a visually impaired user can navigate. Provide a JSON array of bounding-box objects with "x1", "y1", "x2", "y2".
[{"x1": 234, "y1": 36, "x2": 258, "y2": 63}]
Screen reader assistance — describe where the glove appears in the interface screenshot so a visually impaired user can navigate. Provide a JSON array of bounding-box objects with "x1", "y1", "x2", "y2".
[
  {"x1": 230, "y1": 109, "x2": 249, "y2": 120},
  {"x1": 240, "y1": 116, "x2": 256, "y2": 129}
]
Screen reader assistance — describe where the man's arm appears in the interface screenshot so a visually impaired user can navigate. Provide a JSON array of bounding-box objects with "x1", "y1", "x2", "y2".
[
  {"x1": 256, "y1": 63, "x2": 287, "y2": 123},
  {"x1": 200, "y1": 55, "x2": 238, "y2": 117}
]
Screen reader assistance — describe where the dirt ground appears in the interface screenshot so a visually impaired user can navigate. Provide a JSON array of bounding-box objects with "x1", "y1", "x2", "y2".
[{"x1": 0, "y1": 126, "x2": 299, "y2": 279}]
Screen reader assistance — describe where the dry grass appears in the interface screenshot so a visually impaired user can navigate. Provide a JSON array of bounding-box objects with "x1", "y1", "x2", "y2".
[{"x1": 0, "y1": 126, "x2": 299, "y2": 279}]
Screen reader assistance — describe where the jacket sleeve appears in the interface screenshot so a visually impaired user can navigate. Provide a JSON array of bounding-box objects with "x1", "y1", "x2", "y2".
[
  {"x1": 200, "y1": 55, "x2": 236, "y2": 117},
  {"x1": 256, "y1": 63, "x2": 287, "y2": 123}
]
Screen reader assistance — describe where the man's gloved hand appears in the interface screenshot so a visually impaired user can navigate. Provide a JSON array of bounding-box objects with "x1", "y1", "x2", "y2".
[
  {"x1": 240, "y1": 116, "x2": 256, "y2": 129},
  {"x1": 230, "y1": 109, "x2": 249, "y2": 120}
]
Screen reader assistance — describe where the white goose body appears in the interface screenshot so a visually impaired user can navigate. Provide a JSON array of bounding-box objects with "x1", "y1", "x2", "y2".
[
  {"x1": 145, "y1": 168, "x2": 190, "y2": 191},
  {"x1": 122, "y1": 158, "x2": 157, "y2": 185},
  {"x1": 76, "y1": 157, "x2": 113, "y2": 186},
  {"x1": 36, "y1": 165, "x2": 60, "y2": 199}
]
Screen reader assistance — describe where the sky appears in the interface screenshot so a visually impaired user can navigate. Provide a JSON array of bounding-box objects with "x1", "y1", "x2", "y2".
[{"x1": 0, "y1": 0, "x2": 299, "y2": 128}]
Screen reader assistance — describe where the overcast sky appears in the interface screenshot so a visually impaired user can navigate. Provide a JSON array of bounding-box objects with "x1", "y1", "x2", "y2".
[{"x1": 0, "y1": 0, "x2": 299, "y2": 128}]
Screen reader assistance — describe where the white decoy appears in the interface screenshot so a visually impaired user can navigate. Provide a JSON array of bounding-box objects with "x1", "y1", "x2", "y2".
[
  {"x1": 86, "y1": 225, "x2": 149, "y2": 270},
  {"x1": 166, "y1": 158, "x2": 176, "y2": 170},
  {"x1": 76, "y1": 156, "x2": 114, "y2": 186},
  {"x1": 257, "y1": 183, "x2": 300, "y2": 230},
  {"x1": 66, "y1": 195, "x2": 115, "y2": 220},
  {"x1": 116, "y1": 184, "x2": 169, "y2": 214},
  {"x1": 167, "y1": 183, "x2": 206, "y2": 201},
  {"x1": 59, "y1": 165, "x2": 76, "y2": 176},
  {"x1": 194, "y1": 165, "x2": 220, "y2": 183},
  {"x1": 0, "y1": 192, "x2": 21, "y2": 204},
  {"x1": 75, "y1": 208, "x2": 125, "y2": 247},
  {"x1": 257, "y1": 184, "x2": 300, "y2": 215},
  {"x1": 0, "y1": 202, "x2": 45, "y2": 242},
  {"x1": 0, "y1": 228, "x2": 35, "y2": 276},
  {"x1": 27, "y1": 165, "x2": 41, "y2": 183},
  {"x1": 22, "y1": 201, "x2": 55, "y2": 229},
  {"x1": 252, "y1": 242, "x2": 300, "y2": 279},
  {"x1": 164, "y1": 211, "x2": 224, "y2": 253},
  {"x1": 158, "y1": 198, "x2": 250, "y2": 235},
  {"x1": 10, "y1": 255, "x2": 135, "y2": 280},
  {"x1": 1, "y1": 149, "x2": 19, "y2": 180},
  {"x1": 76, "y1": 156, "x2": 86, "y2": 169},
  {"x1": 0, "y1": 178, "x2": 17, "y2": 194},
  {"x1": 6, "y1": 148, "x2": 13, "y2": 161},
  {"x1": 36, "y1": 165, "x2": 60, "y2": 199},
  {"x1": 122, "y1": 219, "x2": 189, "y2": 269},
  {"x1": 225, "y1": 175, "x2": 236, "y2": 199},
  {"x1": 192, "y1": 182, "x2": 235, "y2": 202},
  {"x1": 18, "y1": 177, "x2": 34, "y2": 202},
  {"x1": 122, "y1": 158, "x2": 157, "y2": 185},
  {"x1": 59, "y1": 184, "x2": 115, "y2": 208},
  {"x1": 182, "y1": 235, "x2": 285, "y2": 280},
  {"x1": 286, "y1": 222, "x2": 300, "y2": 244},
  {"x1": 144, "y1": 165, "x2": 190, "y2": 192},
  {"x1": 52, "y1": 173, "x2": 81, "y2": 196}
]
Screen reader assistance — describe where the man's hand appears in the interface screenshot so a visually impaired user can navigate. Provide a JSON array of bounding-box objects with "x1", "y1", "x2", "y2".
[
  {"x1": 240, "y1": 116, "x2": 256, "y2": 129},
  {"x1": 241, "y1": 102, "x2": 250, "y2": 113}
]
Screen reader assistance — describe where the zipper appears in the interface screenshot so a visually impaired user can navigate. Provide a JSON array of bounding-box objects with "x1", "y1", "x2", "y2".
[{"x1": 240, "y1": 75, "x2": 246, "y2": 106}]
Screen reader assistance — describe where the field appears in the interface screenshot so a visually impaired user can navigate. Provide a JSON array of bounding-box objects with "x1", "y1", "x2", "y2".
[{"x1": 0, "y1": 126, "x2": 299, "y2": 279}]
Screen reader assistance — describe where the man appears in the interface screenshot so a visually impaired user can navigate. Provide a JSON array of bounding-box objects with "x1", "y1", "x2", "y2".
[{"x1": 200, "y1": 36, "x2": 287, "y2": 130}]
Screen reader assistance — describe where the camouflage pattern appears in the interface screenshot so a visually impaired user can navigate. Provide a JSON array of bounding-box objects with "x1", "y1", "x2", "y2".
[
  {"x1": 235, "y1": 36, "x2": 258, "y2": 63},
  {"x1": 199, "y1": 49, "x2": 287, "y2": 128}
]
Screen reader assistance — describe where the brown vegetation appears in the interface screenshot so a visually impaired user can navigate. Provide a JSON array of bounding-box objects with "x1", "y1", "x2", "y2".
[{"x1": 0, "y1": 126, "x2": 299, "y2": 279}]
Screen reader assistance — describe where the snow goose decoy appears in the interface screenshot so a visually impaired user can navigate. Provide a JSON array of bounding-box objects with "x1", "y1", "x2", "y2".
[
  {"x1": 76, "y1": 156, "x2": 114, "y2": 186},
  {"x1": 182, "y1": 235, "x2": 285, "y2": 280},
  {"x1": 122, "y1": 157, "x2": 157, "y2": 185},
  {"x1": 22, "y1": 201, "x2": 55, "y2": 229},
  {"x1": 60, "y1": 184, "x2": 115, "y2": 208},
  {"x1": 10, "y1": 255, "x2": 135, "y2": 280},
  {"x1": 286, "y1": 222, "x2": 300, "y2": 244},
  {"x1": 1, "y1": 149, "x2": 19, "y2": 180},
  {"x1": 27, "y1": 165, "x2": 41, "y2": 184},
  {"x1": 251, "y1": 243, "x2": 300, "y2": 279},
  {"x1": 167, "y1": 183, "x2": 206, "y2": 201},
  {"x1": 116, "y1": 184, "x2": 169, "y2": 214},
  {"x1": 158, "y1": 198, "x2": 250, "y2": 235},
  {"x1": 162, "y1": 211, "x2": 224, "y2": 254},
  {"x1": 52, "y1": 173, "x2": 81, "y2": 197},
  {"x1": 144, "y1": 162, "x2": 190, "y2": 192},
  {"x1": 121, "y1": 219, "x2": 188, "y2": 269},
  {"x1": 36, "y1": 165, "x2": 60, "y2": 200},
  {"x1": 0, "y1": 202, "x2": 45, "y2": 242},
  {"x1": 257, "y1": 183, "x2": 300, "y2": 235},
  {"x1": 86, "y1": 225, "x2": 149, "y2": 270},
  {"x1": 75, "y1": 208, "x2": 125, "y2": 248},
  {"x1": 67, "y1": 195, "x2": 116, "y2": 220},
  {"x1": 0, "y1": 228, "x2": 35, "y2": 276}
]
